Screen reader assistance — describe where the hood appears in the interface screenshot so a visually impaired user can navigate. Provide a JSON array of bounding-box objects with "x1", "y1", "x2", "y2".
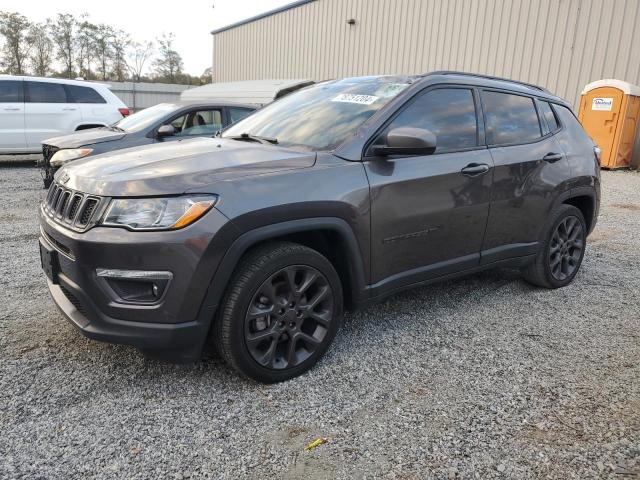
[
  {"x1": 44, "y1": 128, "x2": 126, "y2": 148},
  {"x1": 58, "y1": 137, "x2": 316, "y2": 196}
]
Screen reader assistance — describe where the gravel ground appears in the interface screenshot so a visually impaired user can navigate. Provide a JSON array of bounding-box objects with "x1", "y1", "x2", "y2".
[{"x1": 0, "y1": 165, "x2": 639, "y2": 479}]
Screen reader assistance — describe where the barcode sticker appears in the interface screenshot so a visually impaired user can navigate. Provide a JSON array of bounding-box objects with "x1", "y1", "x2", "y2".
[{"x1": 331, "y1": 94, "x2": 379, "y2": 105}]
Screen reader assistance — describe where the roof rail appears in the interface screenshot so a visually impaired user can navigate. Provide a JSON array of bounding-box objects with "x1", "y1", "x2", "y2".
[{"x1": 426, "y1": 71, "x2": 549, "y2": 93}]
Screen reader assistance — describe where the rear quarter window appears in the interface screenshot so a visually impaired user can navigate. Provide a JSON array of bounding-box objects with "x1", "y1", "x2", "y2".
[
  {"x1": 539, "y1": 101, "x2": 561, "y2": 133},
  {"x1": 482, "y1": 91, "x2": 542, "y2": 145},
  {"x1": 66, "y1": 85, "x2": 106, "y2": 104}
]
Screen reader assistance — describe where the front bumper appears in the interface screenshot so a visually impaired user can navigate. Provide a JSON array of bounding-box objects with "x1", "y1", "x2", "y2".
[{"x1": 39, "y1": 205, "x2": 233, "y2": 361}]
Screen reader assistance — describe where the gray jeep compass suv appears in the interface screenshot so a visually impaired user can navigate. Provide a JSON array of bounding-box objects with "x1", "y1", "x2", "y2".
[{"x1": 39, "y1": 72, "x2": 600, "y2": 383}]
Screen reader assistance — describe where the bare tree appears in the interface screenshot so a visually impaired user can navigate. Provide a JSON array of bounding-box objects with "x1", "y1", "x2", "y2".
[
  {"x1": 152, "y1": 33, "x2": 183, "y2": 83},
  {"x1": 0, "y1": 12, "x2": 32, "y2": 74},
  {"x1": 75, "y1": 16, "x2": 97, "y2": 79},
  {"x1": 110, "y1": 30, "x2": 130, "y2": 82},
  {"x1": 93, "y1": 23, "x2": 114, "y2": 80},
  {"x1": 129, "y1": 40, "x2": 153, "y2": 82},
  {"x1": 28, "y1": 22, "x2": 53, "y2": 76},
  {"x1": 49, "y1": 13, "x2": 76, "y2": 78}
]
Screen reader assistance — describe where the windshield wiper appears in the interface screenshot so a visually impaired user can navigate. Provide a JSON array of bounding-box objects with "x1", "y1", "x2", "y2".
[
  {"x1": 227, "y1": 133, "x2": 278, "y2": 145},
  {"x1": 110, "y1": 125, "x2": 125, "y2": 132}
]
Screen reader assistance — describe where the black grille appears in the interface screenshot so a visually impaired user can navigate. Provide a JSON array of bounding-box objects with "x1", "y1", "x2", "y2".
[
  {"x1": 42, "y1": 144, "x2": 59, "y2": 164},
  {"x1": 78, "y1": 199, "x2": 98, "y2": 226},
  {"x1": 43, "y1": 182, "x2": 102, "y2": 231},
  {"x1": 60, "y1": 286, "x2": 88, "y2": 318},
  {"x1": 67, "y1": 195, "x2": 82, "y2": 221}
]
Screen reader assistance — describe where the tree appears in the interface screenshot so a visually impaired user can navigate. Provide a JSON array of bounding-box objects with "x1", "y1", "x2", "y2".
[
  {"x1": 200, "y1": 67, "x2": 213, "y2": 84},
  {"x1": 128, "y1": 40, "x2": 153, "y2": 82},
  {"x1": 152, "y1": 33, "x2": 183, "y2": 83},
  {"x1": 0, "y1": 12, "x2": 32, "y2": 74},
  {"x1": 93, "y1": 23, "x2": 114, "y2": 80},
  {"x1": 49, "y1": 13, "x2": 76, "y2": 78},
  {"x1": 28, "y1": 23, "x2": 53, "y2": 76},
  {"x1": 111, "y1": 30, "x2": 130, "y2": 82},
  {"x1": 75, "y1": 16, "x2": 97, "y2": 79}
]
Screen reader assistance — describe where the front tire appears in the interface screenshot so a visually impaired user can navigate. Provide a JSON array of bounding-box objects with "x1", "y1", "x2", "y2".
[
  {"x1": 213, "y1": 241, "x2": 343, "y2": 383},
  {"x1": 521, "y1": 204, "x2": 587, "y2": 288}
]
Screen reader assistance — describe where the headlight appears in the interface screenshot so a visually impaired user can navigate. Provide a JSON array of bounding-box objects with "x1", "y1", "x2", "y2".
[
  {"x1": 101, "y1": 195, "x2": 217, "y2": 231},
  {"x1": 50, "y1": 148, "x2": 94, "y2": 167}
]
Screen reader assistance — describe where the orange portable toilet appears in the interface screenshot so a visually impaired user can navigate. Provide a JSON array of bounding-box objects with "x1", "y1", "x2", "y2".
[{"x1": 578, "y1": 79, "x2": 640, "y2": 169}]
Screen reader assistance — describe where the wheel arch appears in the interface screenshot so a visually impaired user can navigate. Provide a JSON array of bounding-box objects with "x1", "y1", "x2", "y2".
[
  {"x1": 202, "y1": 218, "x2": 368, "y2": 314},
  {"x1": 562, "y1": 187, "x2": 597, "y2": 234}
]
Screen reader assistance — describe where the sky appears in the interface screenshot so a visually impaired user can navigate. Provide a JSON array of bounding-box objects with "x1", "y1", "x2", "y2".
[{"x1": 8, "y1": 0, "x2": 293, "y2": 76}]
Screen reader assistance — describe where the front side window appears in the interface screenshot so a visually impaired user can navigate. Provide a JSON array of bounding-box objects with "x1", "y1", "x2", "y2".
[
  {"x1": 167, "y1": 109, "x2": 223, "y2": 136},
  {"x1": 66, "y1": 85, "x2": 106, "y2": 104},
  {"x1": 25, "y1": 81, "x2": 68, "y2": 103},
  {"x1": 0, "y1": 81, "x2": 23, "y2": 103},
  {"x1": 380, "y1": 88, "x2": 477, "y2": 152},
  {"x1": 483, "y1": 91, "x2": 541, "y2": 145},
  {"x1": 223, "y1": 76, "x2": 414, "y2": 151}
]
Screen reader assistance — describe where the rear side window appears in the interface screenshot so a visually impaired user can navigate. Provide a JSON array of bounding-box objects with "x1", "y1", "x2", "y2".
[
  {"x1": 0, "y1": 81, "x2": 23, "y2": 102},
  {"x1": 25, "y1": 81, "x2": 68, "y2": 103},
  {"x1": 383, "y1": 87, "x2": 478, "y2": 152},
  {"x1": 539, "y1": 101, "x2": 560, "y2": 132},
  {"x1": 483, "y1": 91, "x2": 541, "y2": 145},
  {"x1": 228, "y1": 107, "x2": 254, "y2": 124},
  {"x1": 66, "y1": 85, "x2": 106, "y2": 104}
]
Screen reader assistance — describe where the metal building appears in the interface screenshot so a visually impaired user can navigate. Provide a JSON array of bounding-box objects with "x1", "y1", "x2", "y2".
[{"x1": 211, "y1": 0, "x2": 640, "y2": 108}]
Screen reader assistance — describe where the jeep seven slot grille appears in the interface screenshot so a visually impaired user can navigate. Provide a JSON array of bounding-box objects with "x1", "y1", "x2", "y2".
[{"x1": 43, "y1": 182, "x2": 104, "y2": 231}]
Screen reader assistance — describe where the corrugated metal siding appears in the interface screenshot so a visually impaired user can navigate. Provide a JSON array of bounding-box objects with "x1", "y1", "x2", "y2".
[
  {"x1": 212, "y1": 0, "x2": 640, "y2": 108},
  {"x1": 97, "y1": 81, "x2": 196, "y2": 111}
]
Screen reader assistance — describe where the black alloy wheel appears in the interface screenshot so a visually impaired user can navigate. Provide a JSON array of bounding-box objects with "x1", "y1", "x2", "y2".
[
  {"x1": 214, "y1": 241, "x2": 343, "y2": 383},
  {"x1": 521, "y1": 204, "x2": 587, "y2": 289},
  {"x1": 548, "y1": 215, "x2": 584, "y2": 281},
  {"x1": 244, "y1": 265, "x2": 334, "y2": 370}
]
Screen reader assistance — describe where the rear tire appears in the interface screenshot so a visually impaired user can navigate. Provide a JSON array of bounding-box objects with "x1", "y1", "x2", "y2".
[
  {"x1": 521, "y1": 204, "x2": 586, "y2": 288},
  {"x1": 213, "y1": 241, "x2": 343, "y2": 383}
]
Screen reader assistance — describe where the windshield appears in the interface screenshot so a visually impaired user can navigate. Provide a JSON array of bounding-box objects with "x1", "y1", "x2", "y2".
[
  {"x1": 114, "y1": 103, "x2": 181, "y2": 132},
  {"x1": 222, "y1": 76, "x2": 414, "y2": 150}
]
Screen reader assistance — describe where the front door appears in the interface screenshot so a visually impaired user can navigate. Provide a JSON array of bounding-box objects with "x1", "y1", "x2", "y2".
[
  {"x1": 0, "y1": 80, "x2": 26, "y2": 152},
  {"x1": 365, "y1": 86, "x2": 493, "y2": 292},
  {"x1": 157, "y1": 108, "x2": 224, "y2": 142}
]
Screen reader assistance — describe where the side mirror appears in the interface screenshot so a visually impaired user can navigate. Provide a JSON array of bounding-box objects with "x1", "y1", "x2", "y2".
[
  {"x1": 157, "y1": 124, "x2": 175, "y2": 137},
  {"x1": 373, "y1": 127, "x2": 437, "y2": 156}
]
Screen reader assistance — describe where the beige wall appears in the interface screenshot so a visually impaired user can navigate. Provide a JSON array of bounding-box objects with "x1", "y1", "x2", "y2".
[{"x1": 212, "y1": 0, "x2": 640, "y2": 108}]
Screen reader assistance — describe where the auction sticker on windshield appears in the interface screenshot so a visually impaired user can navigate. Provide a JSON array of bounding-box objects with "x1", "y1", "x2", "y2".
[{"x1": 332, "y1": 94, "x2": 379, "y2": 105}]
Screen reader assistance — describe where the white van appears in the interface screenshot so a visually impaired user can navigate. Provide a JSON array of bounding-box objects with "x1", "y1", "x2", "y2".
[{"x1": 0, "y1": 75, "x2": 128, "y2": 153}]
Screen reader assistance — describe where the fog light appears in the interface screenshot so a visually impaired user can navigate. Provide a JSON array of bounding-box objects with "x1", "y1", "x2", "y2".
[{"x1": 96, "y1": 269, "x2": 172, "y2": 304}]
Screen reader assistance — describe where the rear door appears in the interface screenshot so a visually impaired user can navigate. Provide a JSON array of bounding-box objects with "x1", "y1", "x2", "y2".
[
  {"x1": 480, "y1": 90, "x2": 571, "y2": 263},
  {"x1": 365, "y1": 86, "x2": 493, "y2": 288},
  {"x1": 24, "y1": 80, "x2": 82, "y2": 148},
  {"x1": 0, "y1": 80, "x2": 26, "y2": 152},
  {"x1": 65, "y1": 84, "x2": 109, "y2": 127}
]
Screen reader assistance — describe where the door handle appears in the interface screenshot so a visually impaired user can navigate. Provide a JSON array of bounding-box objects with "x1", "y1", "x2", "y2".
[
  {"x1": 543, "y1": 152, "x2": 563, "y2": 163},
  {"x1": 461, "y1": 163, "x2": 490, "y2": 176},
  {"x1": 62, "y1": 107, "x2": 77, "y2": 111},
  {"x1": 3, "y1": 107, "x2": 20, "y2": 111}
]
